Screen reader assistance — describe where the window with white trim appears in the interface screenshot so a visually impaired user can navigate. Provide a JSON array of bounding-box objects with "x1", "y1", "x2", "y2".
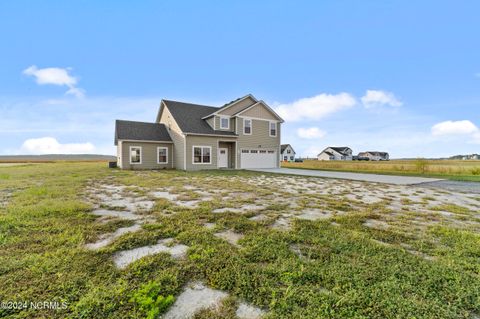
[
  {"x1": 220, "y1": 117, "x2": 229, "y2": 129},
  {"x1": 193, "y1": 146, "x2": 211, "y2": 164},
  {"x1": 269, "y1": 122, "x2": 277, "y2": 137},
  {"x1": 130, "y1": 146, "x2": 142, "y2": 164},
  {"x1": 243, "y1": 119, "x2": 252, "y2": 135},
  {"x1": 157, "y1": 147, "x2": 168, "y2": 164}
]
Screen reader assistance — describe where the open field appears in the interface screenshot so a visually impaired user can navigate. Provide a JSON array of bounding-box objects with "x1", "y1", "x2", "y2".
[
  {"x1": 0, "y1": 162, "x2": 479, "y2": 318},
  {"x1": 282, "y1": 159, "x2": 480, "y2": 182},
  {"x1": 0, "y1": 154, "x2": 116, "y2": 163}
]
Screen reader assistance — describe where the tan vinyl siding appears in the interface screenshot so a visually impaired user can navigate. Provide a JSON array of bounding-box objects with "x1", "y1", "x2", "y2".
[
  {"x1": 185, "y1": 135, "x2": 236, "y2": 171},
  {"x1": 214, "y1": 116, "x2": 236, "y2": 132},
  {"x1": 120, "y1": 141, "x2": 173, "y2": 170},
  {"x1": 159, "y1": 105, "x2": 185, "y2": 170},
  {"x1": 206, "y1": 117, "x2": 215, "y2": 129},
  {"x1": 218, "y1": 97, "x2": 256, "y2": 116},
  {"x1": 167, "y1": 130, "x2": 184, "y2": 169},
  {"x1": 158, "y1": 102, "x2": 182, "y2": 132},
  {"x1": 117, "y1": 143, "x2": 123, "y2": 168},
  {"x1": 240, "y1": 103, "x2": 279, "y2": 121},
  {"x1": 236, "y1": 118, "x2": 281, "y2": 168}
]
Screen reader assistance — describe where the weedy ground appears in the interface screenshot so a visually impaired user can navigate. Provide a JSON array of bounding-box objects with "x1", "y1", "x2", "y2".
[{"x1": 0, "y1": 162, "x2": 479, "y2": 318}]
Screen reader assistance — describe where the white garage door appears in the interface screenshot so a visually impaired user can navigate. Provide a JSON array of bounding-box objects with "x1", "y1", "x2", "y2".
[{"x1": 240, "y1": 149, "x2": 277, "y2": 169}]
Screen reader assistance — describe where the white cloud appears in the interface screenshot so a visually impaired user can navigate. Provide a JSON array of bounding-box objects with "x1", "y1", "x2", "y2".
[
  {"x1": 431, "y1": 120, "x2": 480, "y2": 144},
  {"x1": 20, "y1": 137, "x2": 95, "y2": 154},
  {"x1": 297, "y1": 127, "x2": 326, "y2": 139},
  {"x1": 361, "y1": 90, "x2": 402, "y2": 108},
  {"x1": 274, "y1": 93, "x2": 356, "y2": 121},
  {"x1": 23, "y1": 65, "x2": 85, "y2": 98},
  {"x1": 65, "y1": 87, "x2": 86, "y2": 98},
  {"x1": 431, "y1": 120, "x2": 478, "y2": 136},
  {"x1": 23, "y1": 66, "x2": 77, "y2": 86}
]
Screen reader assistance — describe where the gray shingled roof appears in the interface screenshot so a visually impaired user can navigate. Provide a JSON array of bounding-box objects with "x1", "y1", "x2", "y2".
[
  {"x1": 330, "y1": 147, "x2": 351, "y2": 155},
  {"x1": 115, "y1": 120, "x2": 172, "y2": 145},
  {"x1": 318, "y1": 147, "x2": 351, "y2": 157},
  {"x1": 161, "y1": 100, "x2": 237, "y2": 136},
  {"x1": 366, "y1": 151, "x2": 389, "y2": 156}
]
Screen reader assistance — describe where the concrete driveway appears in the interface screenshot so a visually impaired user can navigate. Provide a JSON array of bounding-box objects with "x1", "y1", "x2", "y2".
[{"x1": 249, "y1": 168, "x2": 444, "y2": 185}]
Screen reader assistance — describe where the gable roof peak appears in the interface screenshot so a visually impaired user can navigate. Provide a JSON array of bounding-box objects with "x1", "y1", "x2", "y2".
[
  {"x1": 201, "y1": 94, "x2": 258, "y2": 119},
  {"x1": 281, "y1": 144, "x2": 295, "y2": 153},
  {"x1": 220, "y1": 94, "x2": 257, "y2": 108},
  {"x1": 233, "y1": 100, "x2": 284, "y2": 122}
]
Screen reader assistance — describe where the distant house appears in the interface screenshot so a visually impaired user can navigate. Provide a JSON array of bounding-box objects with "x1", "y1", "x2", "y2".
[
  {"x1": 461, "y1": 154, "x2": 479, "y2": 160},
  {"x1": 358, "y1": 151, "x2": 389, "y2": 161},
  {"x1": 317, "y1": 147, "x2": 353, "y2": 161},
  {"x1": 280, "y1": 144, "x2": 296, "y2": 161}
]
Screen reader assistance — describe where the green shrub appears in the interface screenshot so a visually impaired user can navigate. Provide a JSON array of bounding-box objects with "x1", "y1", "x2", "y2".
[
  {"x1": 471, "y1": 167, "x2": 480, "y2": 175},
  {"x1": 130, "y1": 281, "x2": 175, "y2": 319}
]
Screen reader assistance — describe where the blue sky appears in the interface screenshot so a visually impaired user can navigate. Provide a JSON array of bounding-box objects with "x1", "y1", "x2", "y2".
[{"x1": 1, "y1": 0, "x2": 479, "y2": 158}]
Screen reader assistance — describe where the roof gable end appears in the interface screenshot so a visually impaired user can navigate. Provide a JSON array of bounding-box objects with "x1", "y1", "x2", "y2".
[
  {"x1": 201, "y1": 94, "x2": 258, "y2": 119},
  {"x1": 234, "y1": 100, "x2": 284, "y2": 122}
]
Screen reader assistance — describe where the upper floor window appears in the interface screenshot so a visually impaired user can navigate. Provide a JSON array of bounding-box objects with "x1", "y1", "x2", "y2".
[
  {"x1": 287, "y1": 149, "x2": 291, "y2": 154},
  {"x1": 130, "y1": 146, "x2": 142, "y2": 164},
  {"x1": 220, "y1": 117, "x2": 229, "y2": 129},
  {"x1": 244, "y1": 119, "x2": 252, "y2": 135},
  {"x1": 269, "y1": 122, "x2": 277, "y2": 137}
]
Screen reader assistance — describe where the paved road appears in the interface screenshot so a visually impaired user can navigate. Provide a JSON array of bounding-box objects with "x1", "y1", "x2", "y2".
[
  {"x1": 418, "y1": 180, "x2": 480, "y2": 194},
  {"x1": 250, "y1": 168, "x2": 444, "y2": 185}
]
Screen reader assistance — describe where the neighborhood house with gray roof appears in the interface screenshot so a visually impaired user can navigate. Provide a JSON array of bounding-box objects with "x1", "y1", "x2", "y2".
[{"x1": 115, "y1": 94, "x2": 284, "y2": 170}]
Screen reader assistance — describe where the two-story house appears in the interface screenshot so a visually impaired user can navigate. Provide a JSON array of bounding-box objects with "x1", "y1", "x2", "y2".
[
  {"x1": 317, "y1": 147, "x2": 353, "y2": 161},
  {"x1": 280, "y1": 144, "x2": 296, "y2": 161},
  {"x1": 115, "y1": 94, "x2": 284, "y2": 170}
]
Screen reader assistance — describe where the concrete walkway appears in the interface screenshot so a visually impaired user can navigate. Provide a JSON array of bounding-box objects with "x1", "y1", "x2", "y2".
[{"x1": 250, "y1": 168, "x2": 444, "y2": 185}]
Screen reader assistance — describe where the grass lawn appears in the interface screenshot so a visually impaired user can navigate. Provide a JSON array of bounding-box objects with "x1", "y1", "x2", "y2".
[
  {"x1": 0, "y1": 162, "x2": 479, "y2": 318},
  {"x1": 282, "y1": 159, "x2": 480, "y2": 182}
]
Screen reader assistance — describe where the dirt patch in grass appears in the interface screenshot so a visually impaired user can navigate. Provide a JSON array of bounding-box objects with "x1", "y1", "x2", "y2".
[
  {"x1": 214, "y1": 230, "x2": 244, "y2": 247},
  {"x1": 163, "y1": 282, "x2": 228, "y2": 319},
  {"x1": 113, "y1": 238, "x2": 188, "y2": 269}
]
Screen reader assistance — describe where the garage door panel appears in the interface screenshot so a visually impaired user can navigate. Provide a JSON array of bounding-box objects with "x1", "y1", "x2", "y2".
[{"x1": 241, "y1": 149, "x2": 277, "y2": 169}]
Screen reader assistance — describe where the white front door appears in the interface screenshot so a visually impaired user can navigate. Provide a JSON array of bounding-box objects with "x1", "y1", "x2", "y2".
[{"x1": 218, "y1": 148, "x2": 228, "y2": 168}]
